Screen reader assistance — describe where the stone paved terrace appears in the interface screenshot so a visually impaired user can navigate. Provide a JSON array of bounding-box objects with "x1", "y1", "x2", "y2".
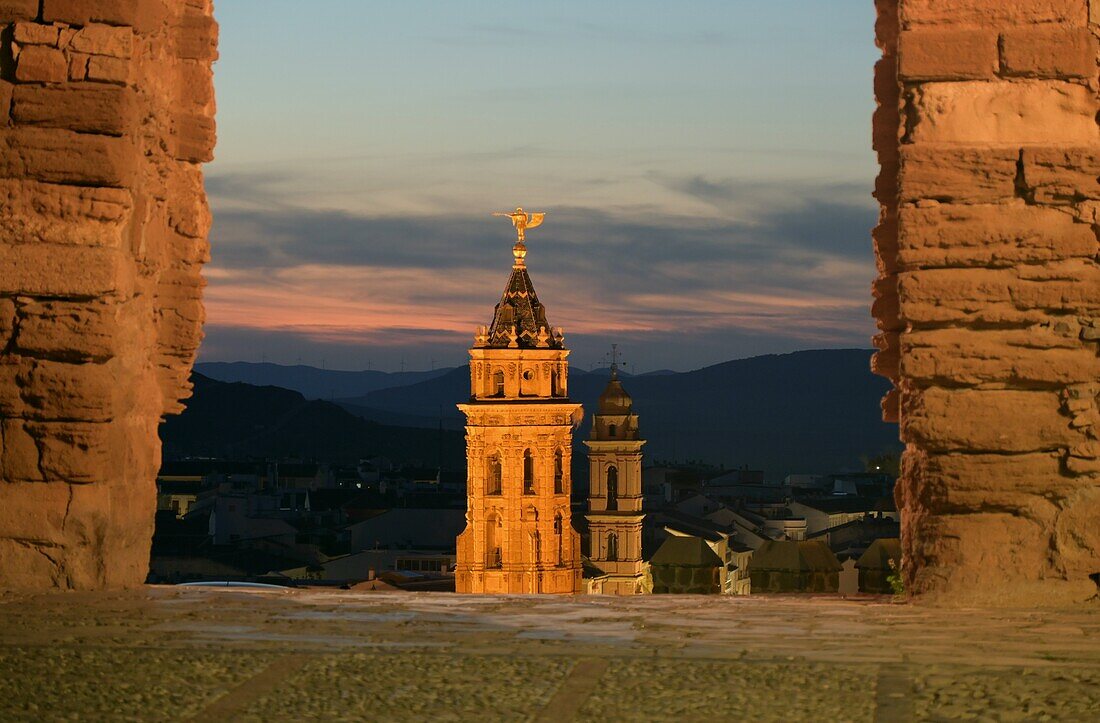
[{"x1": 1, "y1": 588, "x2": 1098, "y2": 722}]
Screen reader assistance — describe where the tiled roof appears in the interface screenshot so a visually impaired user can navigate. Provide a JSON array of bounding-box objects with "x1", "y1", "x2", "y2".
[
  {"x1": 749, "y1": 540, "x2": 842, "y2": 573},
  {"x1": 650, "y1": 535, "x2": 723, "y2": 567},
  {"x1": 485, "y1": 264, "x2": 560, "y2": 349}
]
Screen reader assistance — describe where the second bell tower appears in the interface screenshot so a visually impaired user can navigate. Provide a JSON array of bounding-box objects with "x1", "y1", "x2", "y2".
[{"x1": 585, "y1": 360, "x2": 646, "y2": 595}]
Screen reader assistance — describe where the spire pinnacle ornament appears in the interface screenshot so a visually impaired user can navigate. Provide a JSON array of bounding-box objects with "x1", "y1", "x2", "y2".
[{"x1": 492, "y1": 206, "x2": 546, "y2": 243}]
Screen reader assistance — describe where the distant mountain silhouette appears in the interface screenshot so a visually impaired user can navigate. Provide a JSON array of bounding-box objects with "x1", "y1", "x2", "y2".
[
  {"x1": 161, "y1": 373, "x2": 464, "y2": 469},
  {"x1": 335, "y1": 349, "x2": 900, "y2": 480},
  {"x1": 195, "y1": 361, "x2": 452, "y2": 401}
]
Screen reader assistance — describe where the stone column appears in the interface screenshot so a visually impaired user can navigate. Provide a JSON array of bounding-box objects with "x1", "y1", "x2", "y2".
[
  {"x1": 874, "y1": 0, "x2": 1100, "y2": 604},
  {"x1": 0, "y1": 0, "x2": 216, "y2": 589}
]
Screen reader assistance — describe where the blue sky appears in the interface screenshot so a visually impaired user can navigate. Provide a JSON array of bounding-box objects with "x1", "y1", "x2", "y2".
[{"x1": 202, "y1": 0, "x2": 880, "y2": 372}]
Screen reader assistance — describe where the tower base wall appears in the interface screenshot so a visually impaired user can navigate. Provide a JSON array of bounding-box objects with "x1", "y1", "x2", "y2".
[{"x1": 456, "y1": 567, "x2": 580, "y2": 595}]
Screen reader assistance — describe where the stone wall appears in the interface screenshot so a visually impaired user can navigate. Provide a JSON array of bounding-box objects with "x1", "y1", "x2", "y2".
[
  {"x1": 874, "y1": 0, "x2": 1100, "y2": 604},
  {"x1": 0, "y1": 0, "x2": 216, "y2": 589}
]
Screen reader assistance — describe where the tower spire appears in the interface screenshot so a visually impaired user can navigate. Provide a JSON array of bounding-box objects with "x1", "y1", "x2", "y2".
[
  {"x1": 455, "y1": 207, "x2": 581, "y2": 595},
  {"x1": 481, "y1": 208, "x2": 563, "y2": 350}
]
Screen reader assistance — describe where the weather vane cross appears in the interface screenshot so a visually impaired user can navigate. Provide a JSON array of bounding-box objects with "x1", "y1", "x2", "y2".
[
  {"x1": 602, "y1": 343, "x2": 625, "y2": 378},
  {"x1": 492, "y1": 206, "x2": 546, "y2": 243}
]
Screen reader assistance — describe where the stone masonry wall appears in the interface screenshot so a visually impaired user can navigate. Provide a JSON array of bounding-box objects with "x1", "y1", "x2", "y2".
[
  {"x1": 874, "y1": 0, "x2": 1100, "y2": 604},
  {"x1": 0, "y1": 0, "x2": 216, "y2": 589}
]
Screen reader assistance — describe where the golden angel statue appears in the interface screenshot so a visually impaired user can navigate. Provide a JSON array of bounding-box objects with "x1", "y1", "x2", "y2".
[{"x1": 492, "y1": 207, "x2": 546, "y2": 242}]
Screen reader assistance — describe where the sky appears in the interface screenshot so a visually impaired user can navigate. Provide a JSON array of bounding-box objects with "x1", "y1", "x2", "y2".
[{"x1": 202, "y1": 0, "x2": 880, "y2": 373}]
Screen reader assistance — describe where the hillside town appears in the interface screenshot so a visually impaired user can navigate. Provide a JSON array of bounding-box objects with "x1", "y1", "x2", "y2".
[
  {"x1": 152, "y1": 219, "x2": 902, "y2": 596},
  {"x1": 151, "y1": 453, "x2": 900, "y2": 595}
]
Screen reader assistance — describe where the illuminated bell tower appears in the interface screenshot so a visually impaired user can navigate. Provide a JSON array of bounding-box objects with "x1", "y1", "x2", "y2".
[
  {"x1": 585, "y1": 358, "x2": 646, "y2": 595},
  {"x1": 455, "y1": 209, "x2": 582, "y2": 594}
]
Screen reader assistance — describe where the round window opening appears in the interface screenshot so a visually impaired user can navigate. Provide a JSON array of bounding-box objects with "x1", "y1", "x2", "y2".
[{"x1": 522, "y1": 370, "x2": 534, "y2": 381}]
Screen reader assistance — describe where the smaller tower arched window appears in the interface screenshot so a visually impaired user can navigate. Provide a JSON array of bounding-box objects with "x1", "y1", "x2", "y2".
[
  {"x1": 486, "y1": 454, "x2": 502, "y2": 495},
  {"x1": 553, "y1": 449, "x2": 564, "y2": 494},
  {"x1": 554, "y1": 513, "x2": 564, "y2": 566},
  {"x1": 523, "y1": 449, "x2": 535, "y2": 495},
  {"x1": 492, "y1": 369, "x2": 505, "y2": 397},
  {"x1": 607, "y1": 532, "x2": 618, "y2": 562},
  {"x1": 608, "y1": 422, "x2": 617, "y2": 437},
  {"x1": 606, "y1": 465, "x2": 618, "y2": 511},
  {"x1": 486, "y1": 514, "x2": 502, "y2": 569}
]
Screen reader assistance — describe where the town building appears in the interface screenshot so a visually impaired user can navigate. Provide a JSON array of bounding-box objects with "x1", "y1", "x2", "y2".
[
  {"x1": 748, "y1": 539, "x2": 842, "y2": 593},
  {"x1": 585, "y1": 366, "x2": 647, "y2": 595},
  {"x1": 453, "y1": 216, "x2": 582, "y2": 594},
  {"x1": 649, "y1": 536, "x2": 723, "y2": 594},
  {"x1": 856, "y1": 538, "x2": 902, "y2": 594}
]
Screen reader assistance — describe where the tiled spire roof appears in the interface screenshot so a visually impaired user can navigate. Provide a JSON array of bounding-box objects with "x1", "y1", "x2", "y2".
[{"x1": 482, "y1": 241, "x2": 563, "y2": 349}]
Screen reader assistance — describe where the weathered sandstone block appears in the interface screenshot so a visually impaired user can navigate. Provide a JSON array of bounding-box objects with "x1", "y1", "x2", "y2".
[
  {"x1": 0, "y1": 128, "x2": 133, "y2": 186},
  {"x1": 898, "y1": 146, "x2": 1018, "y2": 203},
  {"x1": 86, "y1": 55, "x2": 130, "y2": 85},
  {"x1": 0, "y1": 244, "x2": 131, "y2": 298},
  {"x1": 1001, "y1": 26, "x2": 1097, "y2": 78},
  {"x1": 11, "y1": 85, "x2": 136, "y2": 136},
  {"x1": 68, "y1": 24, "x2": 134, "y2": 58},
  {"x1": 902, "y1": 387, "x2": 1081, "y2": 453},
  {"x1": 0, "y1": 181, "x2": 131, "y2": 247},
  {"x1": 906, "y1": 450, "x2": 1089, "y2": 504},
  {"x1": 897, "y1": 260, "x2": 1100, "y2": 322},
  {"x1": 173, "y1": 13, "x2": 218, "y2": 61},
  {"x1": 898, "y1": 29, "x2": 998, "y2": 80},
  {"x1": 900, "y1": 0, "x2": 1088, "y2": 27},
  {"x1": 15, "y1": 46, "x2": 68, "y2": 83},
  {"x1": 42, "y1": 0, "x2": 169, "y2": 31},
  {"x1": 908, "y1": 81, "x2": 1097, "y2": 145},
  {"x1": 14, "y1": 22, "x2": 61, "y2": 46},
  {"x1": 1021, "y1": 147, "x2": 1100, "y2": 203},
  {"x1": 1054, "y1": 488, "x2": 1100, "y2": 577},
  {"x1": 901, "y1": 327, "x2": 1100, "y2": 386},
  {"x1": 0, "y1": 474, "x2": 156, "y2": 588},
  {"x1": 1, "y1": 419, "x2": 42, "y2": 482},
  {"x1": 901, "y1": 509, "x2": 1085, "y2": 604},
  {"x1": 0, "y1": 1, "x2": 216, "y2": 590},
  {"x1": 27, "y1": 421, "x2": 113, "y2": 484},
  {"x1": 872, "y1": 211, "x2": 899, "y2": 274},
  {"x1": 16, "y1": 300, "x2": 122, "y2": 363},
  {"x1": 0, "y1": 299, "x2": 14, "y2": 348},
  {"x1": 897, "y1": 203, "x2": 1098, "y2": 269},
  {"x1": 0, "y1": 0, "x2": 37, "y2": 20},
  {"x1": 20, "y1": 360, "x2": 122, "y2": 423}
]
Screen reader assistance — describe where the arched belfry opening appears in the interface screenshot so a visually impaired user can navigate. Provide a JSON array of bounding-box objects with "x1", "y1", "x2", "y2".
[
  {"x1": 486, "y1": 454, "x2": 503, "y2": 496},
  {"x1": 606, "y1": 465, "x2": 618, "y2": 511}
]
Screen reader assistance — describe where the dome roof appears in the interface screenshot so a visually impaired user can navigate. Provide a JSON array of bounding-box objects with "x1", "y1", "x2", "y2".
[{"x1": 598, "y1": 376, "x2": 633, "y2": 414}]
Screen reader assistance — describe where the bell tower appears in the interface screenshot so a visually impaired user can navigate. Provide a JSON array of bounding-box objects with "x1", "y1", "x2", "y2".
[
  {"x1": 454, "y1": 210, "x2": 582, "y2": 594},
  {"x1": 585, "y1": 356, "x2": 646, "y2": 595}
]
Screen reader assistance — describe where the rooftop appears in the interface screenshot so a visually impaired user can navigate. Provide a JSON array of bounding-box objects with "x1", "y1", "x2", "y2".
[{"x1": 483, "y1": 243, "x2": 562, "y2": 350}]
